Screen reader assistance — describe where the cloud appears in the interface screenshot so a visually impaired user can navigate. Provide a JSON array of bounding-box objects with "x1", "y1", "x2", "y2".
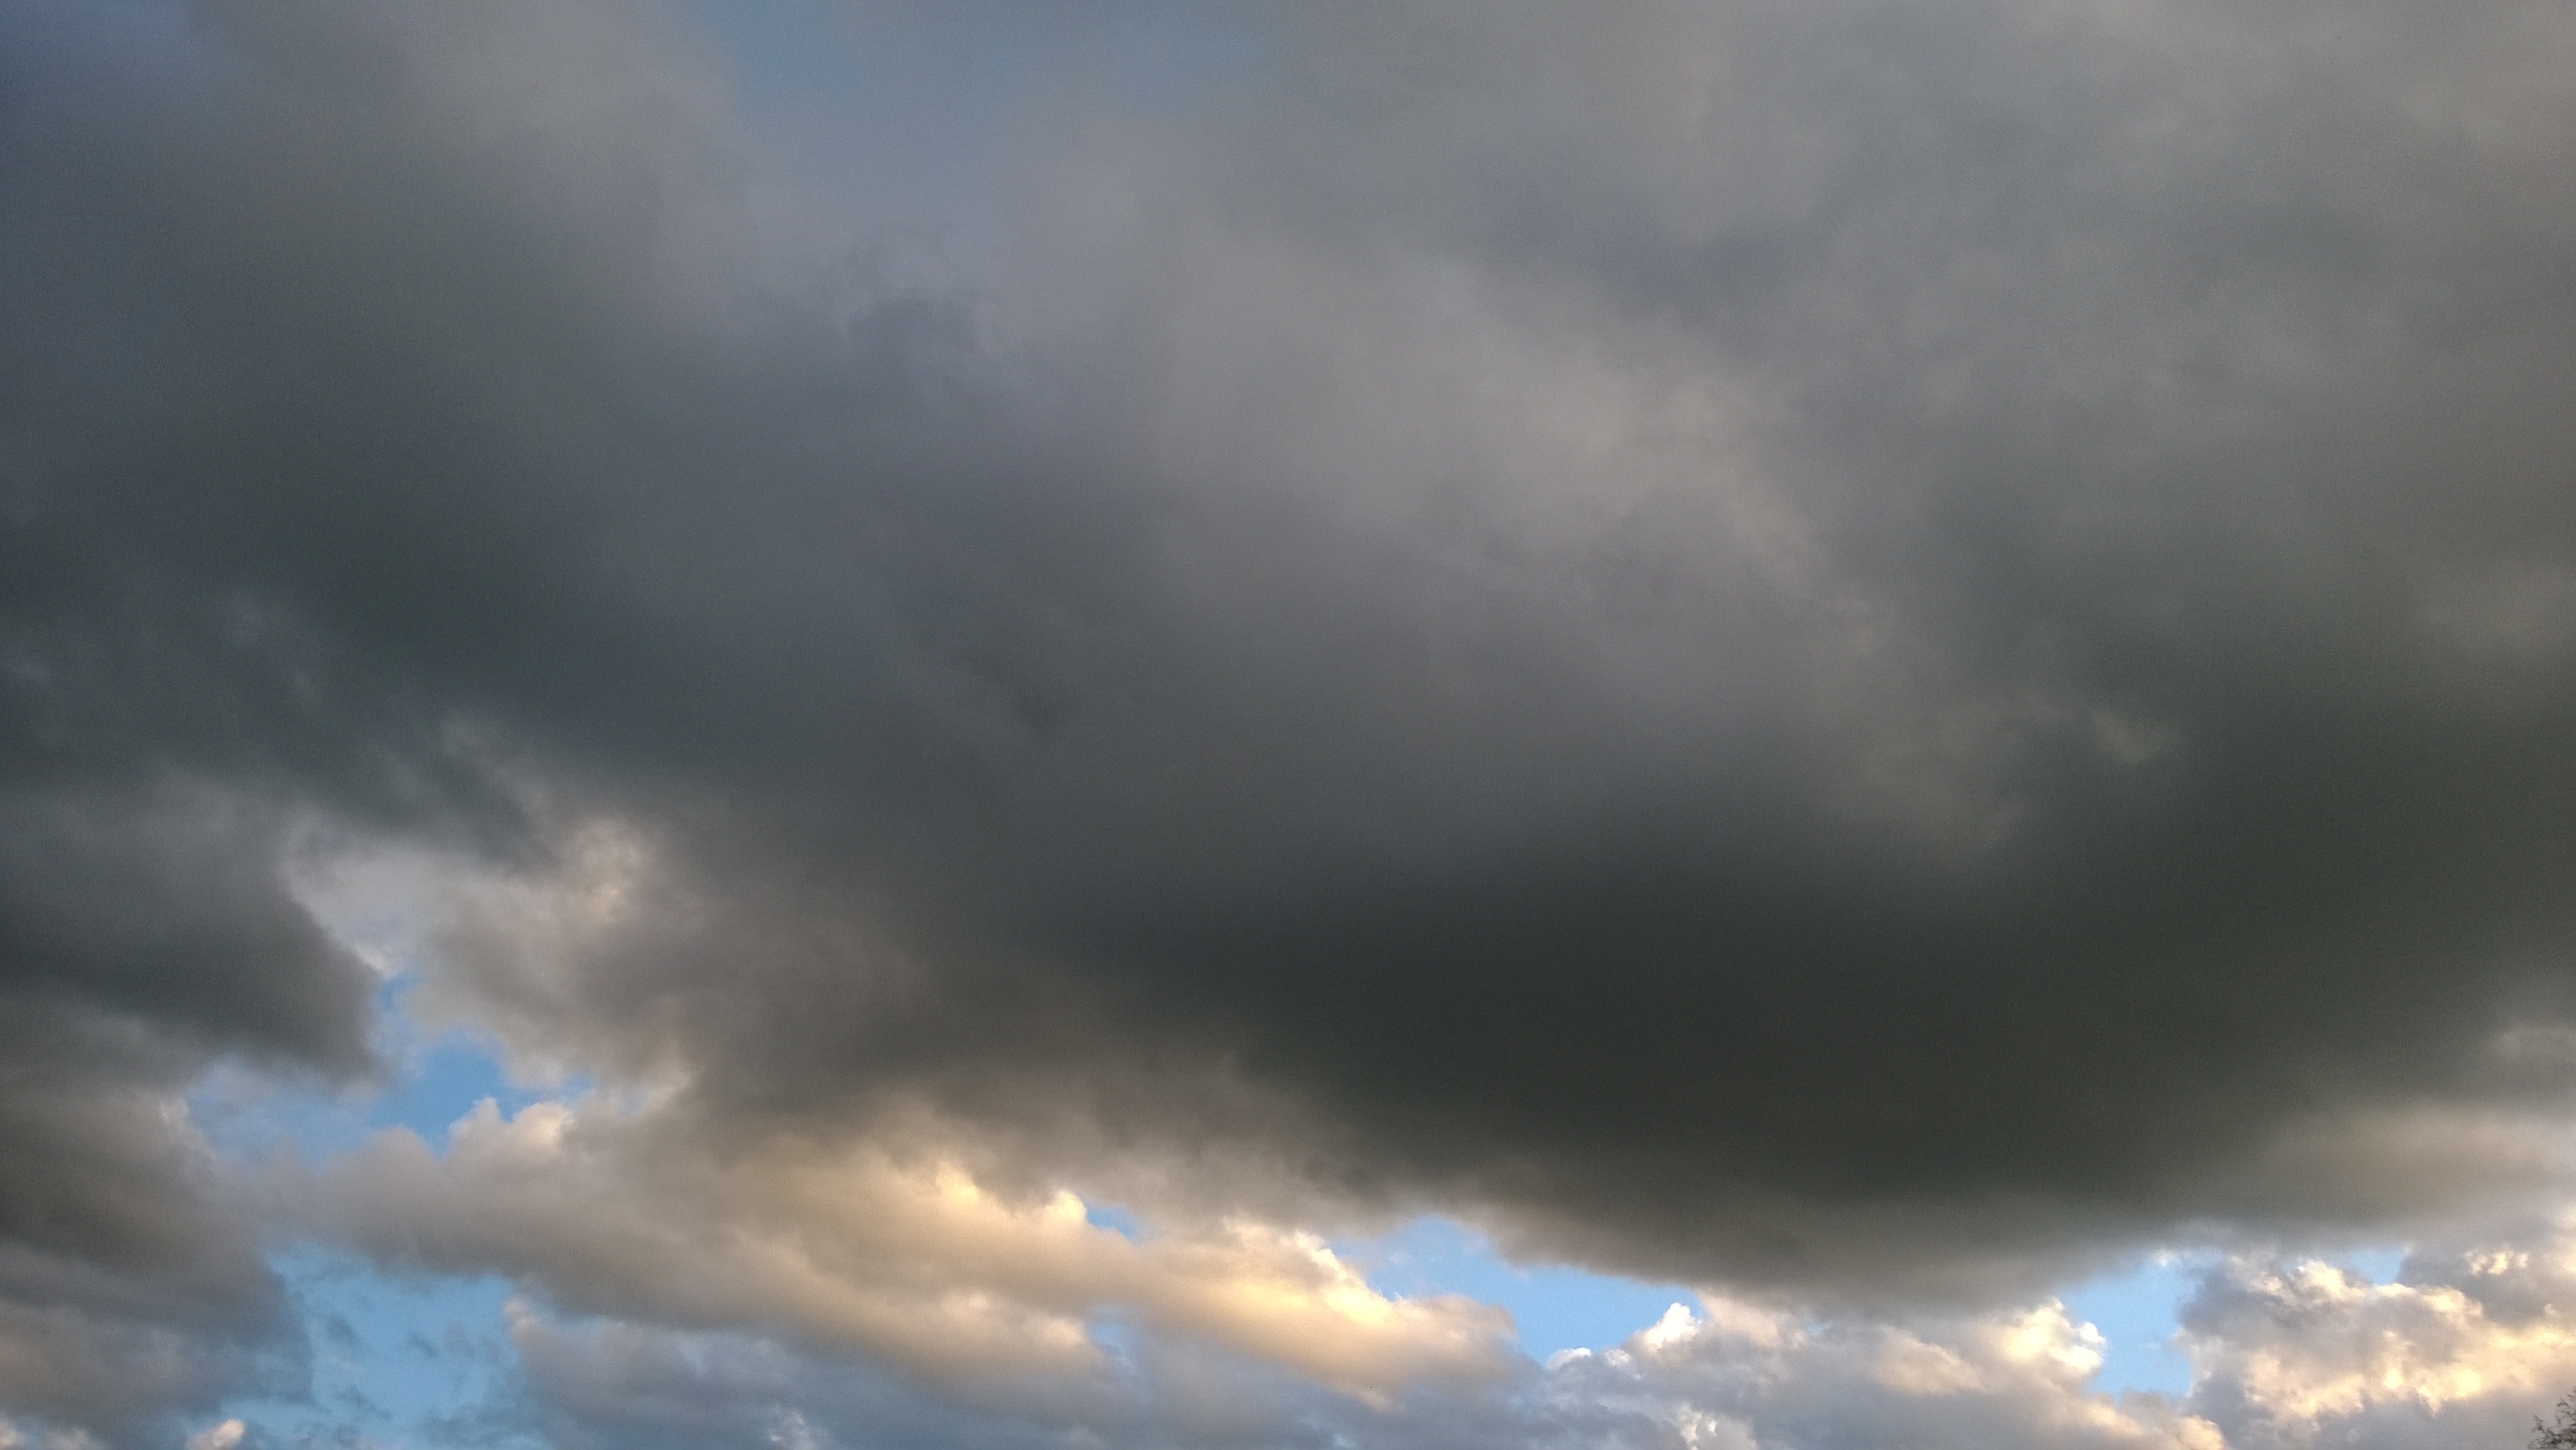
[
  {"x1": 284, "y1": 1095, "x2": 1512, "y2": 1399},
  {"x1": 0, "y1": 995, "x2": 310, "y2": 1444},
  {"x1": 1535, "y1": 1296, "x2": 2225, "y2": 1450},
  {"x1": 2178, "y1": 1229, "x2": 2576, "y2": 1450},
  {"x1": 6, "y1": 0, "x2": 2576, "y2": 1433},
  {"x1": 0, "y1": 795, "x2": 337, "y2": 1442},
  {"x1": 423, "y1": 1248, "x2": 2576, "y2": 1450},
  {"x1": 464, "y1": 1282, "x2": 2234, "y2": 1450}
]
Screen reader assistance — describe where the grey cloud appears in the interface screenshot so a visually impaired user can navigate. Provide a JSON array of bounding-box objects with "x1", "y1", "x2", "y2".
[
  {"x1": 0, "y1": 742, "x2": 354, "y2": 1440},
  {"x1": 0, "y1": 8, "x2": 403, "y2": 1435},
  {"x1": 0, "y1": 1003, "x2": 305, "y2": 1445},
  {"x1": 495, "y1": 1311, "x2": 1105, "y2": 1450},
  {"x1": 7, "y1": 4, "x2": 2576, "y2": 1435},
  {"x1": 0, "y1": 790, "x2": 372, "y2": 1068}
]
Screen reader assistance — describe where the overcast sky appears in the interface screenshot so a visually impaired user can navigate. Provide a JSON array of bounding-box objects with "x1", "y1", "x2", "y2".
[{"x1": 7, "y1": 1, "x2": 2576, "y2": 1446}]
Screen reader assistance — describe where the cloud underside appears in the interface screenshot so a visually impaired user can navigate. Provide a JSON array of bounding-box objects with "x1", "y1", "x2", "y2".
[
  {"x1": 4, "y1": 0, "x2": 2576, "y2": 1439},
  {"x1": 304, "y1": 1227, "x2": 2576, "y2": 1450}
]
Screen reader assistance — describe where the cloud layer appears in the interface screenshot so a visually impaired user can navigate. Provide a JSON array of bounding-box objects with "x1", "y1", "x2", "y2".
[
  {"x1": 5, "y1": 0, "x2": 2576, "y2": 1441},
  {"x1": 288, "y1": 1097, "x2": 1513, "y2": 1399},
  {"x1": 370, "y1": 1232, "x2": 2576, "y2": 1450}
]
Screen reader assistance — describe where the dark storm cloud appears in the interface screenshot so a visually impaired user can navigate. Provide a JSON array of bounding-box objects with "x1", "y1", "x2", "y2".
[
  {"x1": 7, "y1": 8, "x2": 2576, "y2": 1433},
  {"x1": 0, "y1": 999, "x2": 306, "y2": 1442},
  {"x1": 0, "y1": 790, "x2": 355, "y2": 1438}
]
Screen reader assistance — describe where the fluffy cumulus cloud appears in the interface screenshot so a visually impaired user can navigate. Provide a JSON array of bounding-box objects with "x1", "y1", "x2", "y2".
[
  {"x1": 6, "y1": 0, "x2": 2576, "y2": 1442},
  {"x1": 1538, "y1": 1296, "x2": 2224, "y2": 1450},
  {"x1": 2179, "y1": 1229, "x2": 2576, "y2": 1450}
]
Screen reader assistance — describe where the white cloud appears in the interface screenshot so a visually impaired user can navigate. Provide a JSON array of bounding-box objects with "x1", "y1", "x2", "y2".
[
  {"x1": 284, "y1": 1096, "x2": 1511, "y2": 1401},
  {"x1": 2179, "y1": 1232, "x2": 2576, "y2": 1449},
  {"x1": 484, "y1": 1276, "x2": 2245, "y2": 1450},
  {"x1": 1547, "y1": 1294, "x2": 2222, "y2": 1450}
]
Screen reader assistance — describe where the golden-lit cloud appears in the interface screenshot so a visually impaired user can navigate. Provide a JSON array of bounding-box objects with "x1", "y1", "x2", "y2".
[{"x1": 286, "y1": 1097, "x2": 1511, "y2": 1399}]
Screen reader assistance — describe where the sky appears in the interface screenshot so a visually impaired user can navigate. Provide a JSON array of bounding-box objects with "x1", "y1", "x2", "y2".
[{"x1": 4, "y1": 0, "x2": 2576, "y2": 1446}]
